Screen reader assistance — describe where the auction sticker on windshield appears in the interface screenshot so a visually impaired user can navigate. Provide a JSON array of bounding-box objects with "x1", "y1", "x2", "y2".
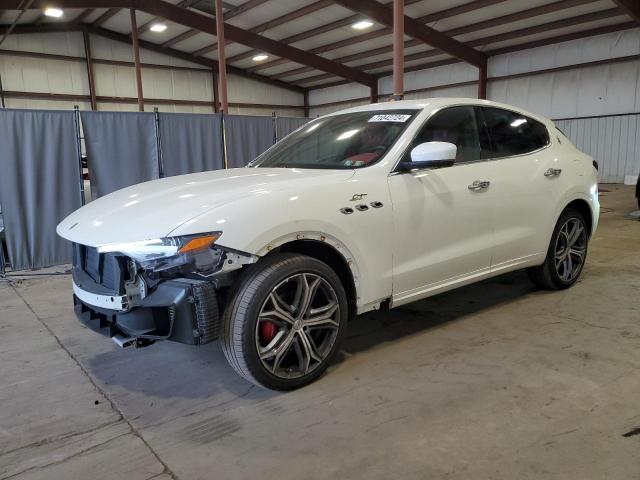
[{"x1": 368, "y1": 114, "x2": 412, "y2": 123}]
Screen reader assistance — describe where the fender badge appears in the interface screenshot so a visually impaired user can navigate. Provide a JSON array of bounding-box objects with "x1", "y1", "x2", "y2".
[{"x1": 350, "y1": 193, "x2": 368, "y2": 201}]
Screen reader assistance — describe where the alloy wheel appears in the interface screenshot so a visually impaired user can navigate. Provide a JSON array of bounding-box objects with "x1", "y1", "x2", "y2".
[
  {"x1": 554, "y1": 217, "x2": 587, "y2": 283},
  {"x1": 255, "y1": 273, "x2": 340, "y2": 379}
]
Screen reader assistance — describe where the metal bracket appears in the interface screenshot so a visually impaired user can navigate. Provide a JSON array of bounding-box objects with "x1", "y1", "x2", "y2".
[{"x1": 112, "y1": 334, "x2": 135, "y2": 348}]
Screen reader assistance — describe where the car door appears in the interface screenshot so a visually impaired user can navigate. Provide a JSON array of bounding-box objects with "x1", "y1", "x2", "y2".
[
  {"x1": 477, "y1": 106, "x2": 561, "y2": 270},
  {"x1": 388, "y1": 105, "x2": 495, "y2": 306}
]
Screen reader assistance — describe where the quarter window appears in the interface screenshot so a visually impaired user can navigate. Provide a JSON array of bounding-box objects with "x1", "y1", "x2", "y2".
[
  {"x1": 407, "y1": 106, "x2": 484, "y2": 164},
  {"x1": 479, "y1": 107, "x2": 549, "y2": 158}
]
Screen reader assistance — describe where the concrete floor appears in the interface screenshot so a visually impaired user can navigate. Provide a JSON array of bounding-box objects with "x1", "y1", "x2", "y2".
[{"x1": 1, "y1": 185, "x2": 639, "y2": 480}]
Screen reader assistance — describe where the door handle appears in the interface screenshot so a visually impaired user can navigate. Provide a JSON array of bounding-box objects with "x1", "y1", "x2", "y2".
[
  {"x1": 468, "y1": 180, "x2": 490, "y2": 191},
  {"x1": 544, "y1": 168, "x2": 562, "y2": 177}
]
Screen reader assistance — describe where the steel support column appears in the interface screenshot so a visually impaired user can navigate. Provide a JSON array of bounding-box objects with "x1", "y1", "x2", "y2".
[
  {"x1": 212, "y1": 69, "x2": 219, "y2": 112},
  {"x1": 215, "y1": 0, "x2": 229, "y2": 113},
  {"x1": 0, "y1": 71, "x2": 5, "y2": 108},
  {"x1": 129, "y1": 8, "x2": 144, "y2": 111},
  {"x1": 392, "y1": 0, "x2": 404, "y2": 100},
  {"x1": 478, "y1": 58, "x2": 487, "y2": 99},
  {"x1": 303, "y1": 90, "x2": 310, "y2": 117},
  {"x1": 83, "y1": 30, "x2": 97, "y2": 110},
  {"x1": 370, "y1": 82, "x2": 378, "y2": 103}
]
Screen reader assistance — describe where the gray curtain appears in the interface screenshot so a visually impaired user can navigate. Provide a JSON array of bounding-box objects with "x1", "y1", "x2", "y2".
[
  {"x1": 0, "y1": 109, "x2": 82, "y2": 270},
  {"x1": 276, "y1": 116, "x2": 309, "y2": 141},
  {"x1": 224, "y1": 114, "x2": 274, "y2": 168},
  {"x1": 81, "y1": 111, "x2": 159, "y2": 198},
  {"x1": 159, "y1": 113, "x2": 224, "y2": 177}
]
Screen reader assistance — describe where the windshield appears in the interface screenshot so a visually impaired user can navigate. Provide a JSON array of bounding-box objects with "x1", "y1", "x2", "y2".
[{"x1": 252, "y1": 110, "x2": 419, "y2": 169}]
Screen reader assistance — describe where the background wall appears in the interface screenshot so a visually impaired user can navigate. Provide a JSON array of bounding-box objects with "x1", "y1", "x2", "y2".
[
  {"x1": 2, "y1": 28, "x2": 639, "y2": 183},
  {"x1": 308, "y1": 28, "x2": 640, "y2": 184},
  {"x1": 557, "y1": 114, "x2": 639, "y2": 185},
  {"x1": 309, "y1": 28, "x2": 640, "y2": 118},
  {"x1": 0, "y1": 31, "x2": 305, "y2": 116}
]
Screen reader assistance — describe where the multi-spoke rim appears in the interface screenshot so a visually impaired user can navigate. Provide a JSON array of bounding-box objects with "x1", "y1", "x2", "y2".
[
  {"x1": 255, "y1": 273, "x2": 340, "y2": 379},
  {"x1": 554, "y1": 217, "x2": 587, "y2": 283}
]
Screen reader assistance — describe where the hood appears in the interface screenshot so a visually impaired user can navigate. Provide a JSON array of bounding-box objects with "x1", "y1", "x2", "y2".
[{"x1": 57, "y1": 167, "x2": 354, "y2": 246}]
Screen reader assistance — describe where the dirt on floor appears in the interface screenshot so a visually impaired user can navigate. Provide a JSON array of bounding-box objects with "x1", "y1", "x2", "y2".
[{"x1": 1, "y1": 184, "x2": 639, "y2": 480}]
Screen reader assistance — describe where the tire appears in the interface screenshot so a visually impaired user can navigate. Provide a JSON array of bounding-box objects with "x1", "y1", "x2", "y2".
[
  {"x1": 221, "y1": 253, "x2": 349, "y2": 390},
  {"x1": 527, "y1": 207, "x2": 589, "y2": 290}
]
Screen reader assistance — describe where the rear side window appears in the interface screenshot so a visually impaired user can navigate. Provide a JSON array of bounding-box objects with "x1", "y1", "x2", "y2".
[{"x1": 479, "y1": 107, "x2": 549, "y2": 158}]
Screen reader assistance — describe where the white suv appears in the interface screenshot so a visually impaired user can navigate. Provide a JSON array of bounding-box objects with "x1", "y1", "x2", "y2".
[{"x1": 58, "y1": 98, "x2": 599, "y2": 390}]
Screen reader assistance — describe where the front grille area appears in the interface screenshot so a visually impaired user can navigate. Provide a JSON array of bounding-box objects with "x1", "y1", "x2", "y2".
[
  {"x1": 72, "y1": 245, "x2": 222, "y2": 345},
  {"x1": 73, "y1": 243, "x2": 126, "y2": 294},
  {"x1": 85, "y1": 246, "x2": 101, "y2": 282},
  {"x1": 191, "y1": 281, "x2": 220, "y2": 344}
]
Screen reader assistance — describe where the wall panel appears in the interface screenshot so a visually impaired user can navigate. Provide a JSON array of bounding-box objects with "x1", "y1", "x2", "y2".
[
  {"x1": 96, "y1": 102, "x2": 140, "y2": 112},
  {"x1": 144, "y1": 104, "x2": 213, "y2": 114},
  {"x1": 309, "y1": 28, "x2": 640, "y2": 120},
  {"x1": 93, "y1": 63, "x2": 138, "y2": 98},
  {"x1": 489, "y1": 59, "x2": 640, "y2": 119},
  {"x1": 228, "y1": 106, "x2": 305, "y2": 117},
  {"x1": 3, "y1": 98, "x2": 92, "y2": 110},
  {"x1": 226, "y1": 73, "x2": 303, "y2": 109},
  {"x1": 403, "y1": 84, "x2": 477, "y2": 101},
  {"x1": 0, "y1": 31, "x2": 84, "y2": 56},
  {"x1": 0, "y1": 33, "x2": 303, "y2": 115},
  {"x1": 379, "y1": 62, "x2": 478, "y2": 95},
  {"x1": 309, "y1": 100, "x2": 369, "y2": 118},
  {"x1": 309, "y1": 83, "x2": 369, "y2": 108},
  {"x1": 90, "y1": 33, "x2": 134, "y2": 63},
  {"x1": 489, "y1": 29, "x2": 640, "y2": 77},
  {"x1": 140, "y1": 68, "x2": 213, "y2": 102},
  {"x1": 556, "y1": 114, "x2": 640, "y2": 184},
  {"x1": 0, "y1": 55, "x2": 88, "y2": 96}
]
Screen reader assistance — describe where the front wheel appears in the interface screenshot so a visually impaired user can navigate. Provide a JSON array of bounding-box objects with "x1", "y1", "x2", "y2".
[
  {"x1": 221, "y1": 253, "x2": 348, "y2": 390},
  {"x1": 527, "y1": 207, "x2": 589, "y2": 290}
]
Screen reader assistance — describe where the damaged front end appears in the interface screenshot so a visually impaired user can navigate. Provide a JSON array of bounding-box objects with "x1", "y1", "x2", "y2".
[{"x1": 71, "y1": 233, "x2": 256, "y2": 348}]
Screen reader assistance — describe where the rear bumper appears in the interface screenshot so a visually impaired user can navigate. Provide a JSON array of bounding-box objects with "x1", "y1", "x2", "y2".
[{"x1": 72, "y1": 277, "x2": 221, "y2": 346}]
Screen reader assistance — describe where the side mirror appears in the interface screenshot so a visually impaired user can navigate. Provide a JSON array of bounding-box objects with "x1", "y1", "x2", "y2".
[{"x1": 398, "y1": 141, "x2": 457, "y2": 171}]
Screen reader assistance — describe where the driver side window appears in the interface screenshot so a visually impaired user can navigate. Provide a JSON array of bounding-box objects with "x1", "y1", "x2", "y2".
[{"x1": 408, "y1": 106, "x2": 485, "y2": 164}]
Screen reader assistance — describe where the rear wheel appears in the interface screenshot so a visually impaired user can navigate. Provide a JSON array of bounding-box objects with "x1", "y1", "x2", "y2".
[
  {"x1": 527, "y1": 207, "x2": 589, "y2": 290},
  {"x1": 221, "y1": 253, "x2": 348, "y2": 390}
]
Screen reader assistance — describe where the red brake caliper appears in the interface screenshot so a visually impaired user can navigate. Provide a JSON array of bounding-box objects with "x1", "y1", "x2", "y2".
[{"x1": 259, "y1": 321, "x2": 278, "y2": 345}]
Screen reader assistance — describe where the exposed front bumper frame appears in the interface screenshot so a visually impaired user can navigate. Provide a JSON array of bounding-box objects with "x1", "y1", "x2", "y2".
[
  {"x1": 73, "y1": 281, "x2": 128, "y2": 311},
  {"x1": 72, "y1": 276, "x2": 221, "y2": 346}
]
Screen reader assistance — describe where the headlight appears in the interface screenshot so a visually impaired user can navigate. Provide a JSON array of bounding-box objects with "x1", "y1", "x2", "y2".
[{"x1": 96, "y1": 232, "x2": 222, "y2": 271}]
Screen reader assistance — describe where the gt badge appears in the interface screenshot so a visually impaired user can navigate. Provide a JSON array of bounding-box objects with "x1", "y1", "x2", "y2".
[{"x1": 350, "y1": 193, "x2": 368, "y2": 201}]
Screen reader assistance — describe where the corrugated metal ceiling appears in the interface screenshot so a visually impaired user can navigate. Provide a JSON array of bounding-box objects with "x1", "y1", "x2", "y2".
[{"x1": 0, "y1": 0, "x2": 635, "y2": 91}]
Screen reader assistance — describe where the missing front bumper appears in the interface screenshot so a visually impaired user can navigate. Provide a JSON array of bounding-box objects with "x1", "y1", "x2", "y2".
[{"x1": 73, "y1": 278, "x2": 221, "y2": 346}]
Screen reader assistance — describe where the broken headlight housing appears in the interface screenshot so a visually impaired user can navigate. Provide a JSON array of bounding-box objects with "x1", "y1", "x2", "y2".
[{"x1": 96, "y1": 232, "x2": 224, "y2": 273}]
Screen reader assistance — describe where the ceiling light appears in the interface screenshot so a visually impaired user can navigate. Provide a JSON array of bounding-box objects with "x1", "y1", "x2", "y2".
[
  {"x1": 252, "y1": 54, "x2": 269, "y2": 62},
  {"x1": 44, "y1": 7, "x2": 64, "y2": 18},
  {"x1": 352, "y1": 20, "x2": 373, "y2": 30},
  {"x1": 150, "y1": 23, "x2": 167, "y2": 33}
]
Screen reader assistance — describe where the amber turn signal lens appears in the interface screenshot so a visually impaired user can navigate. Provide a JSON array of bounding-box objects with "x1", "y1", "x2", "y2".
[{"x1": 177, "y1": 234, "x2": 220, "y2": 254}]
